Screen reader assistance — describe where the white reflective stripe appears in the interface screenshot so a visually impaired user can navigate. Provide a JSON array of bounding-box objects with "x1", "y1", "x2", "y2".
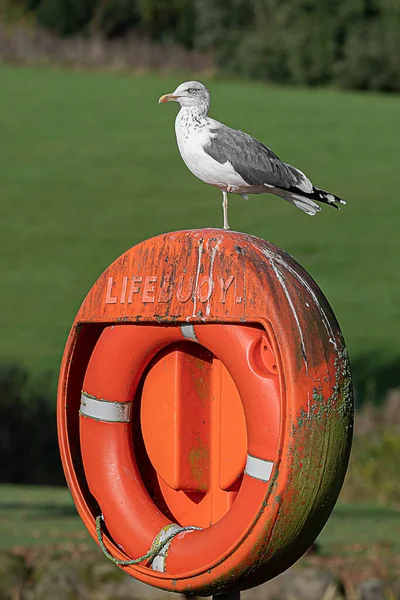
[
  {"x1": 244, "y1": 454, "x2": 274, "y2": 482},
  {"x1": 80, "y1": 392, "x2": 133, "y2": 423},
  {"x1": 151, "y1": 524, "x2": 200, "y2": 572},
  {"x1": 180, "y1": 324, "x2": 198, "y2": 343}
]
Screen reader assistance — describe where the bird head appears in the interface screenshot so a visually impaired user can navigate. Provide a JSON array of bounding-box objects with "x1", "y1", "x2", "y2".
[{"x1": 158, "y1": 81, "x2": 210, "y2": 109}]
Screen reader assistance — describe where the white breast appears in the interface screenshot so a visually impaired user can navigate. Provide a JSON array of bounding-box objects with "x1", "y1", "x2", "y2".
[{"x1": 174, "y1": 111, "x2": 248, "y2": 189}]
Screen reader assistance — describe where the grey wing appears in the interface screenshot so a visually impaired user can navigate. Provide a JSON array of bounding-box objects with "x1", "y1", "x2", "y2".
[{"x1": 204, "y1": 125, "x2": 310, "y2": 192}]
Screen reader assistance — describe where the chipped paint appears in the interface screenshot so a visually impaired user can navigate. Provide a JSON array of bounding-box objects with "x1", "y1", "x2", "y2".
[
  {"x1": 206, "y1": 238, "x2": 222, "y2": 317},
  {"x1": 269, "y1": 257, "x2": 308, "y2": 374},
  {"x1": 192, "y1": 237, "x2": 204, "y2": 317},
  {"x1": 274, "y1": 253, "x2": 338, "y2": 351}
]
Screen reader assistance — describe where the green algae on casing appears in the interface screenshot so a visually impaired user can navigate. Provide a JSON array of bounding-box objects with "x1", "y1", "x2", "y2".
[
  {"x1": 187, "y1": 435, "x2": 209, "y2": 491},
  {"x1": 194, "y1": 375, "x2": 208, "y2": 399},
  {"x1": 336, "y1": 348, "x2": 354, "y2": 419},
  {"x1": 262, "y1": 336, "x2": 353, "y2": 566},
  {"x1": 295, "y1": 346, "x2": 353, "y2": 428},
  {"x1": 240, "y1": 329, "x2": 354, "y2": 588}
]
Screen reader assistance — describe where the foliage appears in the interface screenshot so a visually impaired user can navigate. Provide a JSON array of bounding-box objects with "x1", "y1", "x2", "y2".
[
  {"x1": 0, "y1": 0, "x2": 34, "y2": 24},
  {"x1": 136, "y1": 0, "x2": 195, "y2": 47},
  {"x1": 0, "y1": 364, "x2": 62, "y2": 485},
  {"x1": 194, "y1": 0, "x2": 400, "y2": 91},
  {"x1": 341, "y1": 395, "x2": 400, "y2": 506},
  {"x1": 336, "y1": 17, "x2": 400, "y2": 92},
  {"x1": 16, "y1": 0, "x2": 196, "y2": 45},
  {"x1": 33, "y1": 0, "x2": 97, "y2": 36},
  {"x1": 95, "y1": 0, "x2": 140, "y2": 38},
  {"x1": 345, "y1": 430, "x2": 400, "y2": 505},
  {"x1": 7, "y1": 0, "x2": 400, "y2": 91}
]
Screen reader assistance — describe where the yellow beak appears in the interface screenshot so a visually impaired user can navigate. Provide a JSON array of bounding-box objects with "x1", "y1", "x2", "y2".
[{"x1": 158, "y1": 93, "x2": 179, "y2": 104}]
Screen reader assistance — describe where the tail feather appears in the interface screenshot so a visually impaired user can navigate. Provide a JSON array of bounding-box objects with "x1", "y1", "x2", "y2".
[
  {"x1": 275, "y1": 185, "x2": 346, "y2": 216},
  {"x1": 276, "y1": 190, "x2": 322, "y2": 216}
]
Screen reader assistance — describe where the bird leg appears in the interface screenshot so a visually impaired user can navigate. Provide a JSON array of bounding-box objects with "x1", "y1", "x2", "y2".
[{"x1": 222, "y1": 190, "x2": 230, "y2": 230}]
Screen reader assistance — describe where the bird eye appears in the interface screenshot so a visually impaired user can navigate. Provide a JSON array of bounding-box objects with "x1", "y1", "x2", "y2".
[{"x1": 187, "y1": 88, "x2": 198, "y2": 94}]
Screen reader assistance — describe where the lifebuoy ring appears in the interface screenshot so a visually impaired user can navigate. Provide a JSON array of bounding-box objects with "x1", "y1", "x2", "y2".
[{"x1": 80, "y1": 323, "x2": 281, "y2": 575}]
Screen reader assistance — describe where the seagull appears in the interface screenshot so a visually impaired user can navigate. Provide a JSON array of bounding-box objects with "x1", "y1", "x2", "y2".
[{"x1": 159, "y1": 81, "x2": 346, "y2": 230}]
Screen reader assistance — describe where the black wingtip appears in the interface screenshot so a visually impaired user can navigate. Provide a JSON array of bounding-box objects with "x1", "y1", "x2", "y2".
[{"x1": 313, "y1": 187, "x2": 345, "y2": 210}]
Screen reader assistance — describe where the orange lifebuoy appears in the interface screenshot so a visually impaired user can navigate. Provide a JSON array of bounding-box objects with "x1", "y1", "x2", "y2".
[{"x1": 80, "y1": 323, "x2": 280, "y2": 575}]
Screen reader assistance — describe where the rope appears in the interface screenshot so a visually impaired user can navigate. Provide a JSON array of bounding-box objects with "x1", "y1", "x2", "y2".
[{"x1": 96, "y1": 515, "x2": 198, "y2": 567}]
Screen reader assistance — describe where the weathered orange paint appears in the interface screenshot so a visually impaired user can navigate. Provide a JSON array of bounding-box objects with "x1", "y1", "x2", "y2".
[{"x1": 57, "y1": 229, "x2": 353, "y2": 595}]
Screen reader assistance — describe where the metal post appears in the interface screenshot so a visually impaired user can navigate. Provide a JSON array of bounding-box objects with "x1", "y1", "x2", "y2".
[{"x1": 213, "y1": 591, "x2": 241, "y2": 600}]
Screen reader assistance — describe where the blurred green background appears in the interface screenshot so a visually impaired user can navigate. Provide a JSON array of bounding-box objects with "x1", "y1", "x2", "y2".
[{"x1": 1, "y1": 64, "x2": 399, "y2": 397}]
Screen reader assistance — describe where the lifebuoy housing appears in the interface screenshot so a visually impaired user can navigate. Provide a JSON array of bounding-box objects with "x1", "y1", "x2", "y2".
[
  {"x1": 80, "y1": 323, "x2": 280, "y2": 575},
  {"x1": 58, "y1": 228, "x2": 353, "y2": 595}
]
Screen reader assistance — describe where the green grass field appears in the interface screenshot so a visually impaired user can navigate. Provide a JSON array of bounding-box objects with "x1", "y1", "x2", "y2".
[
  {"x1": 0, "y1": 485, "x2": 86, "y2": 550},
  {"x1": 1, "y1": 485, "x2": 399, "y2": 567},
  {"x1": 0, "y1": 64, "x2": 399, "y2": 390}
]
